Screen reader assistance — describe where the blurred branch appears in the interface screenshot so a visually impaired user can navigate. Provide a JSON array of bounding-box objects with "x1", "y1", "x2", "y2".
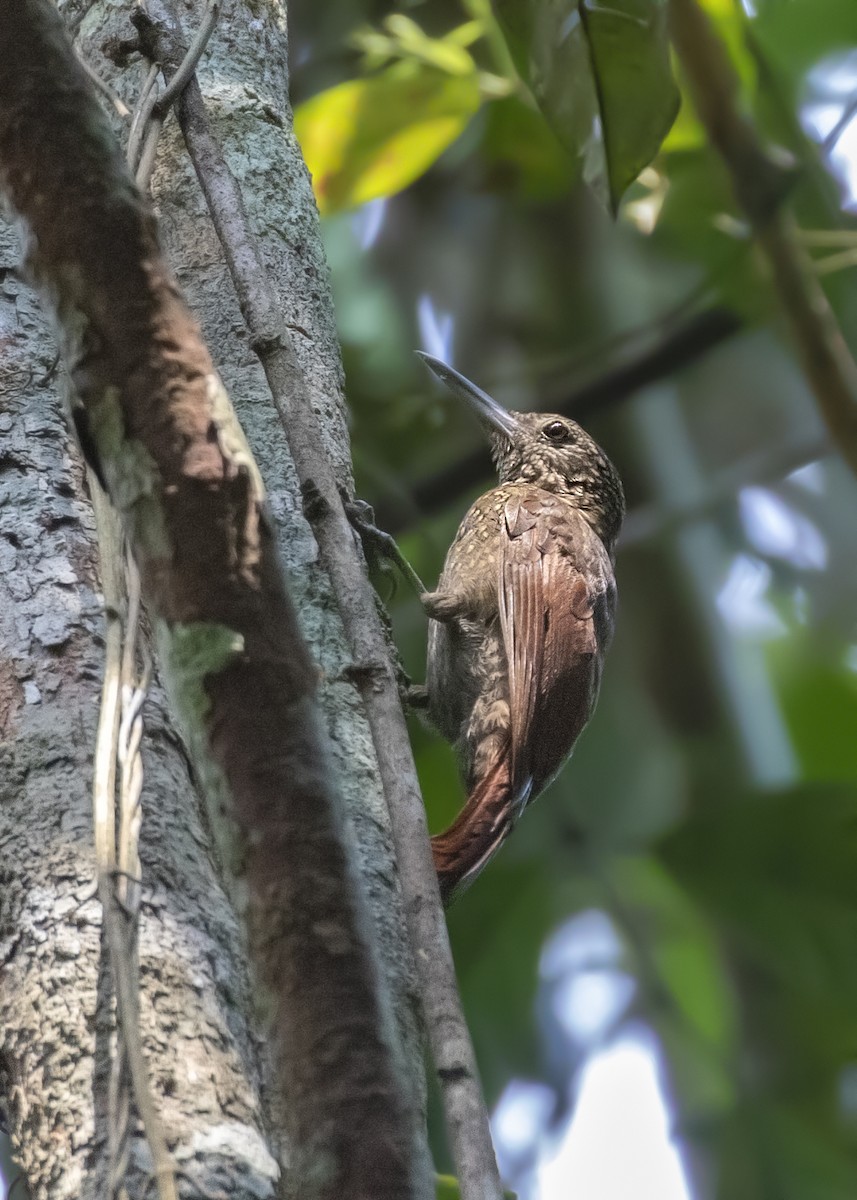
[
  {"x1": 381, "y1": 305, "x2": 741, "y2": 532},
  {"x1": 823, "y1": 91, "x2": 857, "y2": 154},
  {"x1": 668, "y1": 0, "x2": 857, "y2": 481},
  {"x1": 620, "y1": 430, "x2": 830, "y2": 550}
]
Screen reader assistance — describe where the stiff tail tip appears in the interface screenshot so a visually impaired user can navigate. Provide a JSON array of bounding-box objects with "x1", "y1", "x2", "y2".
[{"x1": 431, "y1": 753, "x2": 515, "y2": 906}]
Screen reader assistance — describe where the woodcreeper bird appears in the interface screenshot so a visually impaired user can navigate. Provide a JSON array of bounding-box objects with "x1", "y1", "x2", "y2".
[{"x1": 418, "y1": 354, "x2": 624, "y2": 904}]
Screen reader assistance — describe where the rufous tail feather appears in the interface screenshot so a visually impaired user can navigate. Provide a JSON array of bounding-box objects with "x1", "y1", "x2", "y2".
[{"x1": 431, "y1": 750, "x2": 518, "y2": 906}]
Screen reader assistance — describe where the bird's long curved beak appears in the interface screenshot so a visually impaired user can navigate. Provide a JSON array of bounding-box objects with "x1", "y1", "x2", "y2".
[{"x1": 416, "y1": 352, "x2": 521, "y2": 440}]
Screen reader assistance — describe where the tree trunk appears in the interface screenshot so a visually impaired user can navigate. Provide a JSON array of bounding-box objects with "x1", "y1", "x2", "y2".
[{"x1": 0, "y1": 3, "x2": 424, "y2": 1196}]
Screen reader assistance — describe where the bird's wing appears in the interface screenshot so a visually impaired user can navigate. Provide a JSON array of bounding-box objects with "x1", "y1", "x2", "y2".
[{"x1": 498, "y1": 494, "x2": 614, "y2": 803}]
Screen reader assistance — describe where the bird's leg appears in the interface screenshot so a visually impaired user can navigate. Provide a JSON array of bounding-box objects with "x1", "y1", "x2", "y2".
[
  {"x1": 420, "y1": 590, "x2": 478, "y2": 623},
  {"x1": 344, "y1": 496, "x2": 426, "y2": 597}
]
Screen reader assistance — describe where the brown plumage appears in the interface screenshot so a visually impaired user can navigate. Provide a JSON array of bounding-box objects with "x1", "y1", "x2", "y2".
[{"x1": 418, "y1": 355, "x2": 624, "y2": 904}]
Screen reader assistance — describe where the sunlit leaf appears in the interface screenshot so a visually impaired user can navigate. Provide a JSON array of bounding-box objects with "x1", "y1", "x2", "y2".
[
  {"x1": 492, "y1": 0, "x2": 680, "y2": 211},
  {"x1": 295, "y1": 66, "x2": 481, "y2": 214},
  {"x1": 660, "y1": 96, "x2": 707, "y2": 156},
  {"x1": 383, "y1": 15, "x2": 478, "y2": 75}
]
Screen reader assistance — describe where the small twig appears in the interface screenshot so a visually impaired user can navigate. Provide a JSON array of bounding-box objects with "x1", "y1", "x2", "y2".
[
  {"x1": 823, "y1": 91, "x2": 857, "y2": 154},
  {"x1": 126, "y1": 1, "x2": 218, "y2": 183},
  {"x1": 88, "y1": 51, "x2": 186, "y2": 1196},
  {"x1": 799, "y1": 229, "x2": 857, "y2": 247},
  {"x1": 135, "y1": 120, "x2": 163, "y2": 191},
  {"x1": 75, "y1": 48, "x2": 132, "y2": 117},
  {"x1": 669, "y1": 0, "x2": 857, "y2": 479},
  {"x1": 813, "y1": 248, "x2": 857, "y2": 277},
  {"x1": 91, "y1": 480, "x2": 123, "y2": 879},
  {"x1": 88, "y1": 480, "x2": 133, "y2": 1200},
  {"x1": 106, "y1": 58, "x2": 186, "y2": 1200},
  {"x1": 620, "y1": 429, "x2": 830, "y2": 549},
  {"x1": 153, "y1": 0, "x2": 219, "y2": 112},
  {"x1": 126, "y1": 63, "x2": 160, "y2": 172},
  {"x1": 134, "y1": 5, "x2": 502, "y2": 1197},
  {"x1": 116, "y1": 550, "x2": 148, "y2": 916}
]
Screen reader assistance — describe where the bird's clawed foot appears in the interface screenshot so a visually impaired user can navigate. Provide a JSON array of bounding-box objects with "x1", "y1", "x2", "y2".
[{"x1": 344, "y1": 496, "x2": 426, "y2": 597}]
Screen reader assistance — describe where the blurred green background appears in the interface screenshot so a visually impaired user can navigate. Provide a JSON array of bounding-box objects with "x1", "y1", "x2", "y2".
[{"x1": 290, "y1": 2, "x2": 857, "y2": 1196}]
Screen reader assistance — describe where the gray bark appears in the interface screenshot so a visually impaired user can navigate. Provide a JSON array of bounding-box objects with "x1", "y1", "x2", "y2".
[
  {"x1": 0, "y1": 217, "x2": 273, "y2": 1198},
  {"x1": 0, "y1": 1, "x2": 424, "y2": 1195}
]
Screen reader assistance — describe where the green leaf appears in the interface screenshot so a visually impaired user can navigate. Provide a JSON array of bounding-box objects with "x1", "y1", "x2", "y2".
[
  {"x1": 480, "y1": 95, "x2": 576, "y2": 200},
  {"x1": 435, "y1": 1174, "x2": 518, "y2": 1199},
  {"x1": 610, "y1": 856, "x2": 737, "y2": 1118},
  {"x1": 716, "y1": 1101, "x2": 857, "y2": 1200},
  {"x1": 447, "y1": 857, "x2": 559, "y2": 1100},
  {"x1": 773, "y1": 651, "x2": 857, "y2": 782},
  {"x1": 382, "y1": 15, "x2": 478, "y2": 75},
  {"x1": 650, "y1": 149, "x2": 770, "y2": 321},
  {"x1": 659, "y1": 787, "x2": 857, "y2": 1190},
  {"x1": 659, "y1": 785, "x2": 857, "y2": 1007},
  {"x1": 295, "y1": 66, "x2": 481, "y2": 214},
  {"x1": 493, "y1": 0, "x2": 680, "y2": 211},
  {"x1": 613, "y1": 856, "x2": 736, "y2": 1052}
]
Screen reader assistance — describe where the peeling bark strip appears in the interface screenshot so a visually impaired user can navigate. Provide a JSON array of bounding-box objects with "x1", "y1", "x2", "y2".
[{"x1": 0, "y1": 4, "x2": 420, "y2": 1198}]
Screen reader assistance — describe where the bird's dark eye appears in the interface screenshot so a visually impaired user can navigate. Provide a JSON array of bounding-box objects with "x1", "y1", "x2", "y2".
[{"x1": 543, "y1": 420, "x2": 569, "y2": 443}]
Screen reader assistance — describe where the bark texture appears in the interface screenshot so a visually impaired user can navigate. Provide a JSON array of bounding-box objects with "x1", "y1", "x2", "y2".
[
  {"x1": 126, "y1": 8, "x2": 500, "y2": 1196},
  {"x1": 117, "y1": 0, "x2": 422, "y2": 1062},
  {"x1": 0, "y1": 1, "x2": 426, "y2": 1196},
  {"x1": 0, "y1": 227, "x2": 274, "y2": 1200}
]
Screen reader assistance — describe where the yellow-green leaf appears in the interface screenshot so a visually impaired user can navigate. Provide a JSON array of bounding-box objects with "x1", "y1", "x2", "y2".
[{"x1": 295, "y1": 66, "x2": 481, "y2": 214}]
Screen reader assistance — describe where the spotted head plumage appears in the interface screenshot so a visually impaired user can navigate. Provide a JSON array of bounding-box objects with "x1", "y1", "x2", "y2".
[{"x1": 417, "y1": 353, "x2": 624, "y2": 553}]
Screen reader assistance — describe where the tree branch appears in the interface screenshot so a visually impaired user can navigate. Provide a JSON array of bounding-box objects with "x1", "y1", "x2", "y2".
[
  {"x1": 668, "y1": 0, "x2": 857, "y2": 479},
  {"x1": 381, "y1": 305, "x2": 741, "y2": 532},
  {"x1": 132, "y1": 2, "x2": 503, "y2": 1195},
  {"x1": 0, "y1": 5, "x2": 420, "y2": 1198}
]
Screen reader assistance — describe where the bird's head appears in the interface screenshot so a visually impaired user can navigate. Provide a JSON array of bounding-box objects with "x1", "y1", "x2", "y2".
[{"x1": 418, "y1": 352, "x2": 624, "y2": 552}]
